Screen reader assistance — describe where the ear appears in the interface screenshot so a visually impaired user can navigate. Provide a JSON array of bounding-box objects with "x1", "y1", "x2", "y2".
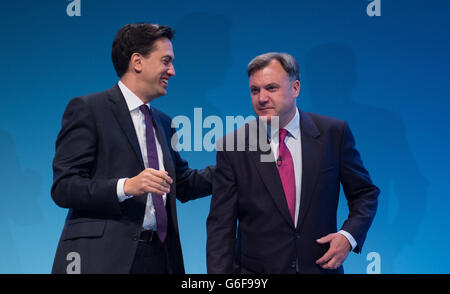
[
  {"x1": 292, "y1": 80, "x2": 300, "y2": 98},
  {"x1": 129, "y1": 53, "x2": 143, "y2": 73}
]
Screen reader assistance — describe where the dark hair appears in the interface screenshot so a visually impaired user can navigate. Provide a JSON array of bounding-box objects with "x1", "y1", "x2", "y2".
[
  {"x1": 247, "y1": 52, "x2": 300, "y2": 81},
  {"x1": 111, "y1": 23, "x2": 174, "y2": 77}
]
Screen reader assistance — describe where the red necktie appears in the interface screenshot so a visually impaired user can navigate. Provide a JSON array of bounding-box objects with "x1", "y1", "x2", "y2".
[{"x1": 277, "y1": 128, "x2": 296, "y2": 224}]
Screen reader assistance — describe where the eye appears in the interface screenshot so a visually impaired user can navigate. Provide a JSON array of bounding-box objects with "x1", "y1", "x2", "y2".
[
  {"x1": 267, "y1": 86, "x2": 278, "y2": 92},
  {"x1": 251, "y1": 88, "x2": 260, "y2": 95},
  {"x1": 161, "y1": 57, "x2": 173, "y2": 66}
]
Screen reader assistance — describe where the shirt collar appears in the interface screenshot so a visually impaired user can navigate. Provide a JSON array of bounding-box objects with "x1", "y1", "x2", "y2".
[
  {"x1": 118, "y1": 80, "x2": 150, "y2": 112},
  {"x1": 267, "y1": 108, "x2": 300, "y2": 140},
  {"x1": 283, "y1": 107, "x2": 300, "y2": 139}
]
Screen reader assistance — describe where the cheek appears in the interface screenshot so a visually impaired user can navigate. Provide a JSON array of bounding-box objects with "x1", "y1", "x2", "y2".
[
  {"x1": 251, "y1": 95, "x2": 258, "y2": 106},
  {"x1": 278, "y1": 93, "x2": 293, "y2": 107}
]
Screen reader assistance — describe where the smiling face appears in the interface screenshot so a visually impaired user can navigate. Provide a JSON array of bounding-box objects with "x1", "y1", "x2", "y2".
[
  {"x1": 249, "y1": 59, "x2": 300, "y2": 128},
  {"x1": 132, "y1": 37, "x2": 175, "y2": 101}
]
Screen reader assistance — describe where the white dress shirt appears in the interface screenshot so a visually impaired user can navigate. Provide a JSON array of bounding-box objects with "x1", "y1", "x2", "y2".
[
  {"x1": 269, "y1": 108, "x2": 357, "y2": 250},
  {"x1": 269, "y1": 108, "x2": 303, "y2": 228},
  {"x1": 116, "y1": 81, "x2": 167, "y2": 231}
]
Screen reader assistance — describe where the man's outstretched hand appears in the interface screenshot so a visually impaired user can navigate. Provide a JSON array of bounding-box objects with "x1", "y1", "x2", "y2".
[{"x1": 124, "y1": 168, "x2": 173, "y2": 196}]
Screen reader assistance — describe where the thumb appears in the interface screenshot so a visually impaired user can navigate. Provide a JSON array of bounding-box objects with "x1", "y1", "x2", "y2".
[{"x1": 316, "y1": 233, "x2": 334, "y2": 244}]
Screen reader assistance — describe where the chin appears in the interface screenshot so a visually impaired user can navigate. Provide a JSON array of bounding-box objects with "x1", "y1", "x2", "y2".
[
  {"x1": 257, "y1": 111, "x2": 276, "y2": 120},
  {"x1": 258, "y1": 114, "x2": 283, "y2": 126},
  {"x1": 158, "y1": 88, "x2": 167, "y2": 97}
]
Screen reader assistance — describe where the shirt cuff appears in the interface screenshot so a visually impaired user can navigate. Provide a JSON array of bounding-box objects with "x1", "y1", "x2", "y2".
[
  {"x1": 338, "y1": 230, "x2": 357, "y2": 251},
  {"x1": 117, "y1": 178, "x2": 133, "y2": 202}
]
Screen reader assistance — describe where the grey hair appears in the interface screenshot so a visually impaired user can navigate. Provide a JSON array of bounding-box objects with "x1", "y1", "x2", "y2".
[{"x1": 247, "y1": 52, "x2": 300, "y2": 81}]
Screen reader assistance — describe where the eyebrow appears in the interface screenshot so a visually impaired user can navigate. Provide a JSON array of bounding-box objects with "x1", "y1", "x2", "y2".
[
  {"x1": 264, "y1": 83, "x2": 280, "y2": 88},
  {"x1": 161, "y1": 55, "x2": 174, "y2": 62},
  {"x1": 251, "y1": 83, "x2": 280, "y2": 89}
]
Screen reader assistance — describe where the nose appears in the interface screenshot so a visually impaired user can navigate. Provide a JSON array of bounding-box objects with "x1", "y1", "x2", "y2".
[
  {"x1": 167, "y1": 63, "x2": 175, "y2": 77},
  {"x1": 258, "y1": 90, "x2": 269, "y2": 104}
]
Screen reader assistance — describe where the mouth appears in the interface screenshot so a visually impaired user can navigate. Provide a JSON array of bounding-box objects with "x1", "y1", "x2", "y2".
[
  {"x1": 160, "y1": 77, "x2": 169, "y2": 87},
  {"x1": 258, "y1": 107, "x2": 275, "y2": 112}
]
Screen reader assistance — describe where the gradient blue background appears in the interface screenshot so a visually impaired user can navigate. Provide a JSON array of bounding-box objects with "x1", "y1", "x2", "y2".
[{"x1": 1, "y1": 0, "x2": 449, "y2": 274}]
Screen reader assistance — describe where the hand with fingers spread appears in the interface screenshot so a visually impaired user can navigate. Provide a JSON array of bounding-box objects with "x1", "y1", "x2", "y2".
[
  {"x1": 315, "y1": 233, "x2": 351, "y2": 270},
  {"x1": 124, "y1": 168, "x2": 173, "y2": 196}
]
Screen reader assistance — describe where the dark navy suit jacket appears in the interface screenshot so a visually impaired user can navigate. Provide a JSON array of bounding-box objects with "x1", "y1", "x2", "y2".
[
  {"x1": 207, "y1": 109, "x2": 379, "y2": 274},
  {"x1": 51, "y1": 84, "x2": 213, "y2": 274}
]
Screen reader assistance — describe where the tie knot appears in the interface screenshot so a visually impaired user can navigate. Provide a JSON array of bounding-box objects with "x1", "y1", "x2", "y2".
[
  {"x1": 139, "y1": 104, "x2": 150, "y2": 116},
  {"x1": 279, "y1": 128, "x2": 289, "y2": 142},
  {"x1": 139, "y1": 104, "x2": 152, "y2": 118}
]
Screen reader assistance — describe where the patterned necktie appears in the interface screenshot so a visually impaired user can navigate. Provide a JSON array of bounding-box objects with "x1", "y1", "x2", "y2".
[
  {"x1": 277, "y1": 128, "x2": 296, "y2": 224},
  {"x1": 139, "y1": 104, "x2": 167, "y2": 242}
]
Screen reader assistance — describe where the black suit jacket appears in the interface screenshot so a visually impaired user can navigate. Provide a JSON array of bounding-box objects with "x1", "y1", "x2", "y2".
[
  {"x1": 51, "y1": 84, "x2": 213, "y2": 274},
  {"x1": 207, "y1": 110, "x2": 379, "y2": 274}
]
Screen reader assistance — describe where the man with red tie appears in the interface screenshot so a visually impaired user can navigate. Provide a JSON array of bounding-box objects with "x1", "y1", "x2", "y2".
[
  {"x1": 51, "y1": 23, "x2": 214, "y2": 274},
  {"x1": 206, "y1": 52, "x2": 379, "y2": 274}
]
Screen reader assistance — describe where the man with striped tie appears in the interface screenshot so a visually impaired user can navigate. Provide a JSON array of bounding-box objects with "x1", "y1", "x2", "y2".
[{"x1": 51, "y1": 23, "x2": 214, "y2": 274}]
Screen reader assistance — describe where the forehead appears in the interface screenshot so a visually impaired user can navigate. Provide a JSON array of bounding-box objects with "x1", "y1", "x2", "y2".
[
  {"x1": 149, "y1": 38, "x2": 174, "y2": 58},
  {"x1": 249, "y1": 60, "x2": 289, "y2": 85}
]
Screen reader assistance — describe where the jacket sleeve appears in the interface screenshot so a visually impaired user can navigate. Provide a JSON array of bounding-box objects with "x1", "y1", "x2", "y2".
[
  {"x1": 206, "y1": 146, "x2": 239, "y2": 274},
  {"x1": 51, "y1": 97, "x2": 122, "y2": 216},
  {"x1": 169, "y1": 122, "x2": 215, "y2": 203},
  {"x1": 339, "y1": 122, "x2": 380, "y2": 253}
]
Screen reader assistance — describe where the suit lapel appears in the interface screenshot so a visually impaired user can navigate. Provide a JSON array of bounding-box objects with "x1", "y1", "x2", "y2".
[
  {"x1": 297, "y1": 110, "x2": 322, "y2": 230},
  {"x1": 248, "y1": 120, "x2": 295, "y2": 228},
  {"x1": 151, "y1": 109, "x2": 175, "y2": 185},
  {"x1": 107, "y1": 84, "x2": 145, "y2": 169}
]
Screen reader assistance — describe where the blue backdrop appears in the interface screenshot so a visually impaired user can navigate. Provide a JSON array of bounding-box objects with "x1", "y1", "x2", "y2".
[{"x1": 1, "y1": 0, "x2": 449, "y2": 274}]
